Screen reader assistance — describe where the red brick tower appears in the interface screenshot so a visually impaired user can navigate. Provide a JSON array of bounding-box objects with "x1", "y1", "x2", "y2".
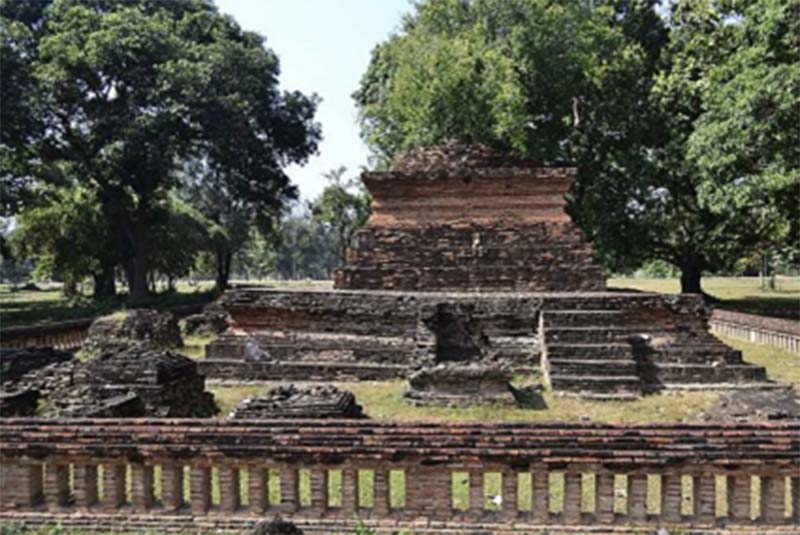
[{"x1": 334, "y1": 143, "x2": 606, "y2": 292}]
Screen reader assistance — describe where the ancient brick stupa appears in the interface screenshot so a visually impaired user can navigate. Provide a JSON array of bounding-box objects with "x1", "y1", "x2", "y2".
[
  {"x1": 205, "y1": 143, "x2": 771, "y2": 401},
  {"x1": 335, "y1": 143, "x2": 605, "y2": 292}
]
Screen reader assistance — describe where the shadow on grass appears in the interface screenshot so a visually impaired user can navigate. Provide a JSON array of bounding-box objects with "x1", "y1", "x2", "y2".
[
  {"x1": 0, "y1": 289, "x2": 217, "y2": 328},
  {"x1": 715, "y1": 296, "x2": 800, "y2": 321}
]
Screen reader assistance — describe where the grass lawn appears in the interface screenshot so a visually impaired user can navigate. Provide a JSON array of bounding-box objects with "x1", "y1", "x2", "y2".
[{"x1": 608, "y1": 276, "x2": 800, "y2": 320}]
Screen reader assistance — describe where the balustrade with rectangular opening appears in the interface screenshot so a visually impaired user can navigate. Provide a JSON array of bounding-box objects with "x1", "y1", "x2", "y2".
[{"x1": 0, "y1": 419, "x2": 797, "y2": 533}]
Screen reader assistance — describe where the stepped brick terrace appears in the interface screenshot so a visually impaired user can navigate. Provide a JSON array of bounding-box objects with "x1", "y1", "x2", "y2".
[{"x1": 204, "y1": 144, "x2": 773, "y2": 399}]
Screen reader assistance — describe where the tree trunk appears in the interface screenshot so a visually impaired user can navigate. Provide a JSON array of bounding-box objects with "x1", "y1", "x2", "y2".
[
  {"x1": 679, "y1": 256, "x2": 703, "y2": 294},
  {"x1": 129, "y1": 219, "x2": 150, "y2": 302},
  {"x1": 92, "y1": 262, "x2": 117, "y2": 299},
  {"x1": 215, "y1": 248, "x2": 233, "y2": 290}
]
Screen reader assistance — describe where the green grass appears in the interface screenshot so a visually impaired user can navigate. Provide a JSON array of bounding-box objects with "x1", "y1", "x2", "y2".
[
  {"x1": 180, "y1": 334, "x2": 218, "y2": 360},
  {"x1": 212, "y1": 380, "x2": 719, "y2": 424},
  {"x1": 211, "y1": 385, "x2": 266, "y2": 416},
  {"x1": 608, "y1": 276, "x2": 800, "y2": 320}
]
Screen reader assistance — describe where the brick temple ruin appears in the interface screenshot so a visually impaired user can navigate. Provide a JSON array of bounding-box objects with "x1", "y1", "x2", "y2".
[
  {"x1": 203, "y1": 144, "x2": 771, "y2": 400},
  {"x1": 0, "y1": 144, "x2": 796, "y2": 535}
]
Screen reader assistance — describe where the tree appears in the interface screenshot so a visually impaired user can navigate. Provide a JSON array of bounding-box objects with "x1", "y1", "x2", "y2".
[
  {"x1": 630, "y1": 0, "x2": 799, "y2": 294},
  {"x1": 310, "y1": 167, "x2": 371, "y2": 265},
  {"x1": 354, "y1": 0, "x2": 659, "y2": 166},
  {"x1": 685, "y1": 0, "x2": 800, "y2": 288},
  {"x1": 273, "y1": 204, "x2": 339, "y2": 280},
  {"x1": 179, "y1": 158, "x2": 282, "y2": 290},
  {"x1": 146, "y1": 197, "x2": 209, "y2": 292},
  {"x1": 11, "y1": 186, "x2": 117, "y2": 297},
  {"x1": 354, "y1": 0, "x2": 794, "y2": 294},
  {"x1": 1, "y1": 0, "x2": 320, "y2": 300},
  {"x1": 230, "y1": 228, "x2": 277, "y2": 281}
]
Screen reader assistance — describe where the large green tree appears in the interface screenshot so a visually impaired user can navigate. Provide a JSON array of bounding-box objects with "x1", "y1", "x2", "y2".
[
  {"x1": 310, "y1": 167, "x2": 371, "y2": 264},
  {"x1": 1, "y1": 0, "x2": 320, "y2": 300},
  {"x1": 178, "y1": 158, "x2": 285, "y2": 290},
  {"x1": 11, "y1": 185, "x2": 117, "y2": 297},
  {"x1": 354, "y1": 0, "x2": 796, "y2": 294},
  {"x1": 684, "y1": 0, "x2": 799, "y2": 276}
]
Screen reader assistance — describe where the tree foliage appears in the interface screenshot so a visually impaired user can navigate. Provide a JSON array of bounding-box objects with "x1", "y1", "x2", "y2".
[
  {"x1": 1, "y1": 0, "x2": 320, "y2": 299},
  {"x1": 310, "y1": 167, "x2": 371, "y2": 264},
  {"x1": 685, "y1": 0, "x2": 799, "y2": 265},
  {"x1": 354, "y1": 0, "x2": 797, "y2": 293},
  {"x1": 11, "y1": 186, "x2": 115, "y2": 296}
]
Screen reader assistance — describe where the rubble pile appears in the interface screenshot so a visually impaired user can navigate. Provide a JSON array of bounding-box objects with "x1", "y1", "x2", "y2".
[{"x1": 230, "y1": 384, "x2": 364, "y2": 419}]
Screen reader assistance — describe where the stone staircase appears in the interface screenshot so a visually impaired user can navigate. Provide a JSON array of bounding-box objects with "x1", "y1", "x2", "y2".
[
  {"x1": 540, "y1": 306, "x2": 774, "y2": 400},
  {"x1": 638, "y1": 341, "x2": 771, "y2": 389},
  {"x1": 540, "y1": 310, "x2": 643, "y2": 400}
]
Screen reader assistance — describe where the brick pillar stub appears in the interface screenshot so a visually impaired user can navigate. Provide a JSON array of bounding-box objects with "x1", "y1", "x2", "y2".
[
  {"x1": 102, "y1": 464, "x2": 126, "y2": 510},
  {"x1": 563, "y1": 473, "x2": 582, "y2": 523},
  {"x1": 532, "y1": 468, "x2": 550, "y2": 521},
  {"x1": 469, "y1": 470, "x2": 483, "y2": 516},
  {"x1": 131, "y1": 464, "x2": 155, "y2": 511},
  {"x1": 219, "y1": 465, "x2": 241, "y2": 512},
  {"x1": 309, "y1": 468, "x2": 328, "y2": 514},
  {"x1": 501, "y1": 470, "x2": 518, "y2": 519},
  {"x1": 694, "y1": 474, "x2": 716, "y2": 524},
  {"x1": 596, "y1": 473, "x2": 615, "y2": 524},
  {"x1": 373, "y1": 469, "x2": 391, "y2": 516},
  {"x1": 628, "y1": 474, "x2": 648, "y2": 521},
  {"x1": 73, "y1": 464, "x2": 98, "y2": 509},
  {"x1": 728, "y1": 475, "x2": 751, "y2": 521},
  {"x1": 341, "y1": 468, "x2": 358, "y2": 513},
  {"x1": 190, "y1": 466, "x2": 211, "y2": 514},
  {"x1": 280, "y1": 466, "x2": 299, "y2": 513},
  {"x1": 761, "y1": 475, "x2": 786, "y2": 524},
  {"x1": 161, "y1": 464, "x2": 184, "y2": 512},
  {"x1": 45, "y1": 463, "x2": 70, "y2": 509},
  {"x1": 249, "y1": 466, "x2": 268, "y2": 514}
]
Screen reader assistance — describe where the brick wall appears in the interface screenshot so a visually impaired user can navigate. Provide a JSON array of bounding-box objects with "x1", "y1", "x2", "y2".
[
  {"x1": 1, "y1": 419, "x2": 797, "y2": 533},
  {"x1": 711, "y1": 309, "x2": 800, "y2": 353},
  {"x1": 0, "y1": 302, "x2": 210, "y2": 351},
  {"x1": 335, "y1": 165, "x2": 606, "y2": 292}
]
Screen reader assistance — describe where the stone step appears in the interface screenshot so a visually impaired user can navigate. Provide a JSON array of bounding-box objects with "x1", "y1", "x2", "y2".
[
  {"x1": 547, "y1": 358, "x2": 638, "y2": 375},
  {"x1": 548, "y1": 374, "x2": 643, "y2": 395},
  {"x1": 545, "y1": 343, "x2": 633, "y2": 359},
  {"x1": 651, "y1": 344, "x2": 745, "y2": 365},
  {"x1": 541, "y1": 309, "x2": 624, "y2": 327},
  {"x1": 560, "y1": 391, "x2": 642, "y2": 401},
  {"x1": 652, "y1": 363, "x2": 768, "y2": 383},
  {"x1": 544, "y1": 327, "x2": 632, "y2": 344},
  {"x1": 253, "y1": 332, "x2": 413, "y2": 351}
]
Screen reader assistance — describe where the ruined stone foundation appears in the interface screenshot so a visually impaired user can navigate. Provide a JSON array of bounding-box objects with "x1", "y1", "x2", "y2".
[{"x1": 205, "y1": 144, "x2": 773, "y2": 400}]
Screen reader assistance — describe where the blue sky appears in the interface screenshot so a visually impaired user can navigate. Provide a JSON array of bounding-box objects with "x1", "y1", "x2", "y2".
[{"x1": 215, "y1": 0, "x2": 413, "y2": 201}]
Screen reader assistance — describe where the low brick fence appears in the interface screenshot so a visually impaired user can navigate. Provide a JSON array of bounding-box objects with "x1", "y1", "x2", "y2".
[
  {"x1": 0, "y1": 302, "x2": 209, "y2": 350},
  {"x1": 711, "y1": 309, "x2": 800, "y2": 354},
  {"x1": 0, "y1": 419, "x2": 798, "y2": 533},
  {"x1": 0, "y1": 318, "x2": 92, "y2": 350}
]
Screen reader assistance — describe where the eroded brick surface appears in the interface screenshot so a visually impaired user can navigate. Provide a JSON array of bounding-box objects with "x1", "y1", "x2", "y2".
[{"x1": 0, "y1": 419, "x2": 797, "y2": 533}]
